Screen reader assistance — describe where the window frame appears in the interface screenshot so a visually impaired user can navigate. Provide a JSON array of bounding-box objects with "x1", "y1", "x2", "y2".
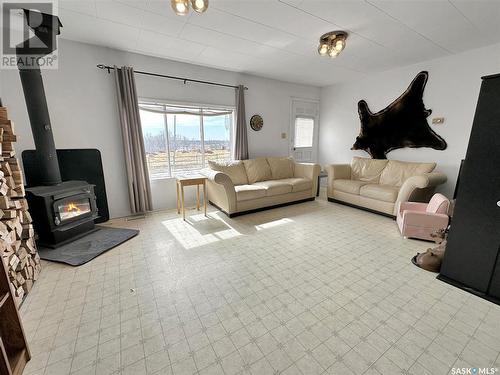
[{"x1": 139, "y1": 98, "x2": 235, "y2": 181}]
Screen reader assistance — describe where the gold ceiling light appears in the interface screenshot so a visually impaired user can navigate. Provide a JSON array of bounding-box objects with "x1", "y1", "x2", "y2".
[
  {"x1": 191, "y1": 0, "x2": 209, "y2": 13},
  {"x1": 171, "y1": 0, "x2": 208, "y2": 15},
  {"x1": 318, "y1": 31, "x2": 348, "y2": 58}
]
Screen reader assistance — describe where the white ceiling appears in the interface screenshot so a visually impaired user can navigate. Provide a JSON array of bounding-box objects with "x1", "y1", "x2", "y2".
[{"x1": 50, "y1": 1, "x2": 500, "y2": 85}]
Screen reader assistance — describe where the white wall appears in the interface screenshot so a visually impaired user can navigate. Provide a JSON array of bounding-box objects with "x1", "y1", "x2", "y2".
[
  {"x1": 319, "y1": 44, "x2": 500, "y2": 197},
  {"x1": 0, "y1": 39, "x2": 319, "y2": 218}
]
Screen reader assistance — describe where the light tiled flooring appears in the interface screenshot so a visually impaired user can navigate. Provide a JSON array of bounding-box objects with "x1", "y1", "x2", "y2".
[{"x1": 20, "y1": 197, "x2": 500, "y2": 375}]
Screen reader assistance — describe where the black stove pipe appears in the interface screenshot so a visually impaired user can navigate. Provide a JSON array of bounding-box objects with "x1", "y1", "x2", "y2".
[
  {"x1": 18, "y1": 64, "x2": 61, "y2": 185},
  {"x1": 17, "y1": 10, "x2": 63, "y2": 185}
]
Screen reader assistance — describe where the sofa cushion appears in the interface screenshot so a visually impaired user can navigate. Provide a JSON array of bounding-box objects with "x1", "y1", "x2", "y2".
[
  {"x1": 208, "y1": 160, "x2": 248, "y2": 185},
  {"x1": 351, "y1": 157, "x2": 388, "y2": 183},
  {"x1": 243, "y1": 158, "x2": 272, "y2": 184},
  {"x1": 379, "y1": 160, "x2": 436, "y2": 186},
  {"x1": 267, "y1": 157, "x2": 294, "y2": 180},
  {"x1": 279, "y1": 178, "x2": 312, "y2": 192},
  {"x1": 333, "y1": 179, "x2": 370, "y2": 195},
  {"x1": 360, "y1": 184, "x2": 400, "y2": 203},
  {"x1": 234, "y1": 185, "x2": 267, "y2": 201},
  {"x1": 254, "y1": 180, "x2": 292, "y2": 196}
]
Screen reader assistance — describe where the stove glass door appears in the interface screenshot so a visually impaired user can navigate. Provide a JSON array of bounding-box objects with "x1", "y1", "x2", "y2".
[{"x1": 55, "y1": 198, "x2": 92, "y2": 223}]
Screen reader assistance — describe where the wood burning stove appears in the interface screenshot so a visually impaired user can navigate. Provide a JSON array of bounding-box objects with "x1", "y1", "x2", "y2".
[
  {"x1": 26, "y1": 181, "x2": 98, "y2": 248},
  {"x1": 18, "y1": 10, "x2": 99, "y2": 248}
]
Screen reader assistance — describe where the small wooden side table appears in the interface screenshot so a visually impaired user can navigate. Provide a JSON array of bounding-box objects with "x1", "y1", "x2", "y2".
[{"x1": 176, "y1": 175, "x2": 208, "y2": 220}]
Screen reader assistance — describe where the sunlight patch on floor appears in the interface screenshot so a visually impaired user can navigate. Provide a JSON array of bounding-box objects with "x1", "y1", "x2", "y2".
[
  {"x1": 255, "y1": 217, "x2": 294, "y2": 230},
  {"x1": 161, "y1": 213, "x2": 242, "y2": 249}
]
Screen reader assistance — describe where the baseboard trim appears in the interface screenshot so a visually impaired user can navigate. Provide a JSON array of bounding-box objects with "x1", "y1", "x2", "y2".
[
  {"x1": 327, "y1": 197, "x2": 396, "y2": 219},
  {"x1": 209, "y1": 197, "x2": 315, "y2": 218}
]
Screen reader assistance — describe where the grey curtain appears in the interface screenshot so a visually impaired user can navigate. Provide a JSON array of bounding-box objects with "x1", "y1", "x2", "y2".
[
  {"x1": 114, "y1": 66, "x2": 153, "y2": 214},
  {"x1": 233, "y1": 84, "x2": 249, "y2": 160}
]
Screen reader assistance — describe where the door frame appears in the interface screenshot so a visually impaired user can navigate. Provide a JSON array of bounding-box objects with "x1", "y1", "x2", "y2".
[{"x1": 289, "y1": 97, "x2": 320, "y2": 162}]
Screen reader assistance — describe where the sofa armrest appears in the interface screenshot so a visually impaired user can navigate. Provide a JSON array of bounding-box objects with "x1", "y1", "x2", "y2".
[
  {"x1": 399, "y1": 202, "x2": 427, "y2": 214},
  {"x1": 325, "y1": 164, "x2": 351, "y2": 180},
  {"x1": 294, "y1": 162, "x2": 321, "y2": 197},
  {"x1": 325, "y1": 164, "x2": 351, "y2": 196},
  {"x1": 402, "y1": 210, "x2": 449, "y2": 228},
  {"x1": 201, "y1": 169, "x2": 237, "y2": 214},
  {"x1": 395, "y1": 172, "x2": 447, "y2": 214}
]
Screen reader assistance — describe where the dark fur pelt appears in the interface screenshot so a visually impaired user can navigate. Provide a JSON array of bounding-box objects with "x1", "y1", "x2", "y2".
[{"x1": 352, "y1": 71, "x2": 447, "y2": 159}]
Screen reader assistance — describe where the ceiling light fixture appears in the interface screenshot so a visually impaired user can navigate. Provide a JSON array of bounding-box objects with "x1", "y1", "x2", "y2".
[
  {"x1": 171, "y1": 0, "x2": 208, "y2": 15},
  {"x1": 191, "y1": 0, "x2": 209, "y2": 13},
  {"x1": 318, "y1": 31, "x2": 348, "y2": 58}
]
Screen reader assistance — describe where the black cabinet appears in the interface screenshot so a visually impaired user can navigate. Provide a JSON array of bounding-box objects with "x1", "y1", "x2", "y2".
[{"x1": 438, "y1": 74, "x2": 500, "y2": 303}]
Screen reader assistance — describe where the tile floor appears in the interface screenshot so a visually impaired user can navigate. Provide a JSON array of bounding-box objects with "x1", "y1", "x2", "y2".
[{"x1": 20, "y1": 197, "x2": 500, "y2": 375}]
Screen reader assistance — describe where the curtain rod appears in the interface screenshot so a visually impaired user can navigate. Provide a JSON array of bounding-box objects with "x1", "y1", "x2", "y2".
[{"x1": 96, "y1": 64, "x2": 248, "y2": 90}]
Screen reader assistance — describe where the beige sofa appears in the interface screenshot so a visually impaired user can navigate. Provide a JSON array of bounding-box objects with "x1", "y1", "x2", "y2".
[
  {"x1": 202, "y1": 157, "x2": 320, "y2": 217},
  {"x1": 326, "y1": 157, "x2": 447, "y2": 217}
]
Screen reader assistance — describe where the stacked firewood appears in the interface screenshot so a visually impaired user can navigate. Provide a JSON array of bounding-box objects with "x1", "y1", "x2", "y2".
[{"x1": 0, "y1": 106, "x2": 41, "y2": 306}]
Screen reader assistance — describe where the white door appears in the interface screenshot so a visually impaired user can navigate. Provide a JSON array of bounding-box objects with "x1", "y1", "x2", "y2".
[{"x1": 290, "y1": 99, "x2": 319, "y2": 162}]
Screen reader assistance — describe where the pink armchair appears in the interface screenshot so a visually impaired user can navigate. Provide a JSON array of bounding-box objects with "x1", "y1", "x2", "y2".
[{"x1": 397, "y1": 193, "x2": 450, "y2": 241}]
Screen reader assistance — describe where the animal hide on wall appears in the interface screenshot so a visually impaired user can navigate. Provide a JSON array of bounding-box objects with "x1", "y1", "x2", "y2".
[{"x1": 352, "y1": 71, "x2": 447, "y2": 159}]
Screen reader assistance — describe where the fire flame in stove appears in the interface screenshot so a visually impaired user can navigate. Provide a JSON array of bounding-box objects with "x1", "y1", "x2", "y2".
[{"x1": 66, "y1": 202, "x2": 81, "y2": 213}]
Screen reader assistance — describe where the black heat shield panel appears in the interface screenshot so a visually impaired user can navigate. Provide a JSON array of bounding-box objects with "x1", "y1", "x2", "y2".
[
  {"x1": 438, "y1": 74, "x2": 500, "y2": 301},
  {"x1": 22, "y1": 149, "x2": 109, "y2": 223}
]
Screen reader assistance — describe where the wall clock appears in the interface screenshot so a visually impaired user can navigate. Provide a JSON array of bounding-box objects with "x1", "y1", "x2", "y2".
[{"x1": 250, "y1": 115, "x2": 263, "y2": 131}]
